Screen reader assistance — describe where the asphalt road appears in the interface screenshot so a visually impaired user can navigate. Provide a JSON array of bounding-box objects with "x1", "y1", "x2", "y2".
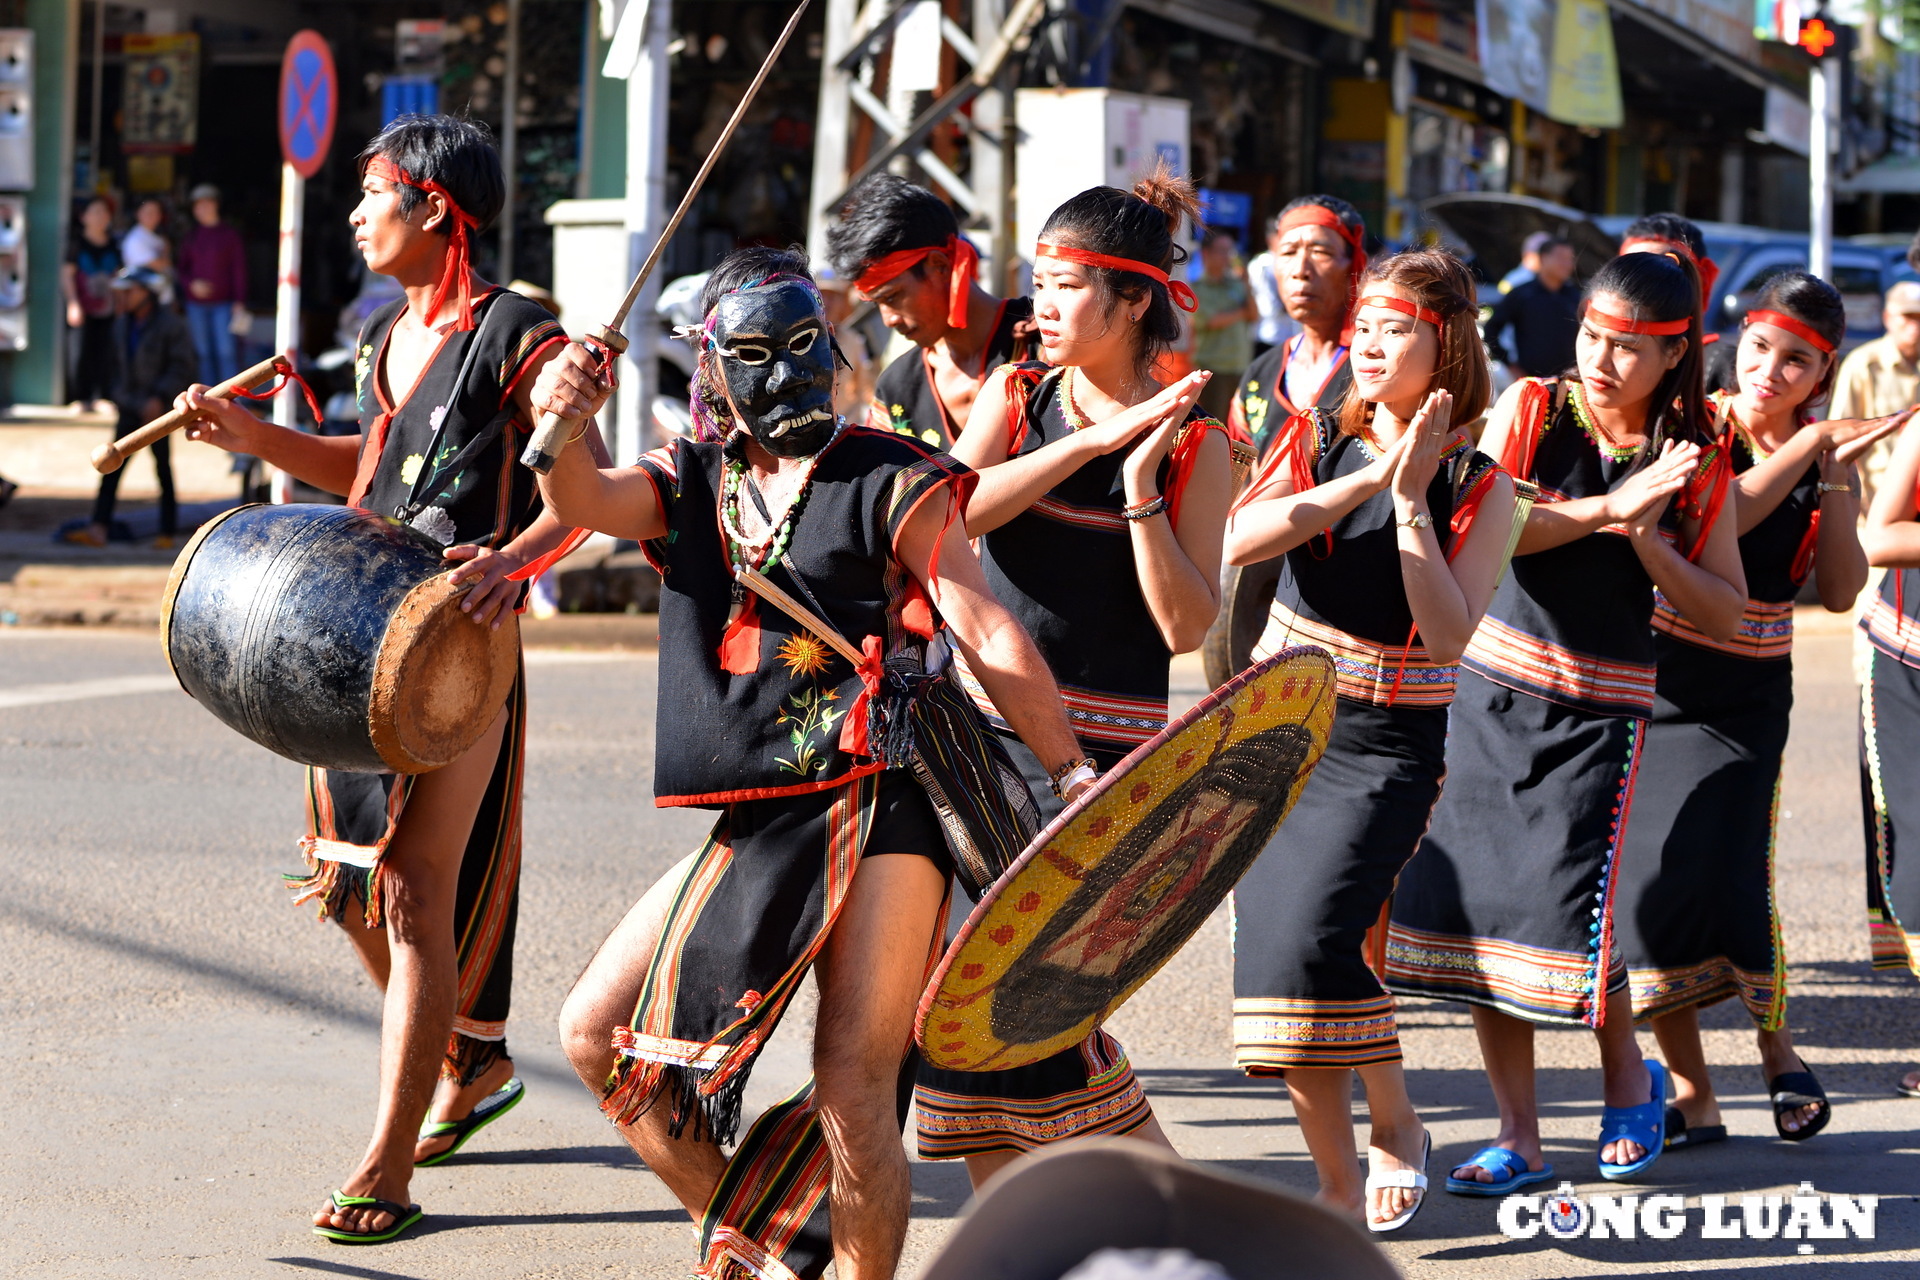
[{"x1": 2, "y1": 625, "x2": 1916, "y2": 1279}]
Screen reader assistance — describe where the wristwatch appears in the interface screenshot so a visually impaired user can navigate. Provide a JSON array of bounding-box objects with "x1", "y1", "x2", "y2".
[{"x1": 1397, "y1": 511, "x2": 1433, "y2": 530}]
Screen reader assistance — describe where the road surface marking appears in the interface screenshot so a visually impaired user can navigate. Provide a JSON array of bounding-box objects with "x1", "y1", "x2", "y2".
[{"x1": 0, "y1": 674, "x2": 179, "y2": 709}]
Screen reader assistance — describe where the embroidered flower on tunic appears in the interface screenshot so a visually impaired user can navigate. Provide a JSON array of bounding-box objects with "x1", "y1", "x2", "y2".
[
  {"x1": 776, "y1": 631, "x2": 833, "y2": 678},
  {"x1": 399, "y1": 453, "x2": 426, "y2": 485}
]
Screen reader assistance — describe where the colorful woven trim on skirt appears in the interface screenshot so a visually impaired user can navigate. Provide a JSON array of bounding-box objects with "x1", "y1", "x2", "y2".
[
  {"x1": 1462, "y1": 614, "x2": 1657, "y2": 719},
  {"x1": 1627, "y1": 958, "x2": 1783, "y2": 1028},
  {"x1": 1253, "y1": 603, "x2": 1457, "y2": 708},
  {"x1": 913, "y1": 1031, "x2": 1151, "y2": 1160},
  {"x1": 956, "y1": 659, "x2": 1168, "y2": 749},
  {"x1": 1233, "y1": 994, "x2": 1401, "y2": 1070},
  {"x1": 1861, "y1": 674, "x2": 1920, "y2": 975},
  {"x1": 1383, "y1": 922, "x2": 1611, "y2": 1026},
  {"x1": 1861, "y1": 593, "x2": 1920, "y2": 669},
  {"x1": 1653, "y1": 593, "x2": 1794, "y2": 662}
]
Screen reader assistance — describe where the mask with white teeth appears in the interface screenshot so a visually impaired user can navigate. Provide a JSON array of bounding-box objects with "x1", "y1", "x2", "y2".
[{"x1": 709, "y1": 280, "x2": 838, "y2": 458}]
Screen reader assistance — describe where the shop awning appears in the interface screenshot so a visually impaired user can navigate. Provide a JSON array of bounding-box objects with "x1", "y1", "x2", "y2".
[{"x1": 1838, "y1": 155, "x2": 1920, "y2": 194}]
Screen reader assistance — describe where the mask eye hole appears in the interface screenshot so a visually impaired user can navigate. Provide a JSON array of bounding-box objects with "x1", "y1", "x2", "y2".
[
  {"x1": 788, "y1": 326, "x2": 818, "y2": 356},
  {"x1": 722, "y1": 343, "x2": 772, "y2": 365}
]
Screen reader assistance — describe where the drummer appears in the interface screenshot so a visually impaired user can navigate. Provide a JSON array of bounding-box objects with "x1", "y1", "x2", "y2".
[{"x1": 174, "y1": 114, "x2": 587, "y2": 1244}]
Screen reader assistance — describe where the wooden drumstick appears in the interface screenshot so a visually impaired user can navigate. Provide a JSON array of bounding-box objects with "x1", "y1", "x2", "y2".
[
  {"x1": 520, "y1": 0, "x2": 812, "y2": 475},
  {"x1": 736, "y1": 567, "x2": 865, "y2": 667},
  {"x1": 90, "y1": 354, "x2": 292, "y2": 474}
]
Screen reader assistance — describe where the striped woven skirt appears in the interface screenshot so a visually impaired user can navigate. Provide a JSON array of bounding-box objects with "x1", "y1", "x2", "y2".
[
  {"x1": 1863, "y1": 647, "x2": 1920, "y2": 976},
  {"x1": 1385, "y1": 670, "x2": 1641, "y2": 1028},
  {"x1": 913, "y1": 734, "x2": 1153, "y2": 1159},
  {"x1": 291, "y1": 662, "x2": 526, "y2": 1082},
  {"x1": 1616, "y1": 636, "x2": 1791, "y2": 1026},
  {"x1": 1232, "y1": 696, "x2": 1446, "y2": 1071}
]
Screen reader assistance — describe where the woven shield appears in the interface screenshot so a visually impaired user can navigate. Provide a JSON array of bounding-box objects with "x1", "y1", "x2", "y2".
[{"x1": 916, "y1": 645, "x2": 1337, "y2": 1071}]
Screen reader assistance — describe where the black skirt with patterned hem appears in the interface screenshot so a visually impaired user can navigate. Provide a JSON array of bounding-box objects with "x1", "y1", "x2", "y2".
[
  {"x1": 1385, "y1": 670, "x2": 1640, "y2": 1028},
  {"x1": 912, "y1": 735, "x2": 1154, "y2": 1160},
  {"x1": 1232, "y1": 697, "x2": 1445, "y2": 1071},
  {"x1": 1864, "y1": 647, "x2": 1920, "y2": 976},
  {"x1": 1616, "y1": 636, "x2": 1790, "y2": 1026}
]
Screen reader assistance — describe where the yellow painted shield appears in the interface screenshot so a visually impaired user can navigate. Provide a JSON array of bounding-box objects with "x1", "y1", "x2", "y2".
[{"x1": 915, "y1": 646, "x2": 1337, "y2": 1071}]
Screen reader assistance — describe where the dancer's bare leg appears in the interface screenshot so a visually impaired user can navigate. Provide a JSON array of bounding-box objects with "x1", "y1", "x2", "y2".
[
  {"x1": 812, "y1": 853, "x2": 946, "y2": 1280},
  {"x1": 1449, "y1": 1007, "x2": 1545, "y2": 1183},
  {"x1": 1650, "y1": 1005, "x2": 1720, "y2": 1130},
  {"x1": 312, "y1": 706, "x2": 508, "y2": 1236},
  {"x1": 1284, "y1": 1068, "x2": 1363, "y2": 1216},
  {"x1": 557, "y1": 852, "x2": 726, "y2": 1215},
  {"x1": 1356, "y1": 1060, "x2": 1428, "y2": 1224},
  {"x1": 1755, "y1": 1025, "x2": 1826, "y2": 1132},
  {"x1": 1593, "y1": 981, "x2": 1654, "y2": 1166}
]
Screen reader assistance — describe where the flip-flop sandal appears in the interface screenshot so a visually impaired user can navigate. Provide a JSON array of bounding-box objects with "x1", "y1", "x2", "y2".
[
  {"x1": 1598, "y1": 1059, "x2": 1669, "y2": 1181},
  {"x1": 1896, "y1": 1072, "x2": 1920, "y2": 1099},
  {"x1": 1443, "y1": 1146, "x2": 1554, "y2": 1197},
  {"x1": 312, "y1": 1191, "x2": 424, "y2": 1245},
  {"x1": 415, "y1": 1075, "x2": 525, "y2": 1167},
  {"x1": 1768, "y1": 1069, "x2": 1831, "y2": 1141},
  {"x1": 1367, "y1": 1131, "x2": 1431, "y2": 1233},
  {"x1": 1663, "y1": 1104, "x2": 1727, "y2": 1150}
]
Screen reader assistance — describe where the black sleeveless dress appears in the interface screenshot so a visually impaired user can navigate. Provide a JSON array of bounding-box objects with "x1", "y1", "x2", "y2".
[
  {"x1": 868, "y1": 297, "x2": 1034, "y2": 448},
  {"x1": 1862, "y1": 557, "x2": 1920, "y2": 979},
  {"x1": 293, "y1": 287, "x2": 564, "y2": 1079},
  {"x1": 1618, "y1": 399, "x2": 1823, "y2": 1025},
  {"x1": 1233, "y1": 409, "x2": 1509, "y2": 1070},
  {"x1": 1386, "y1": 378, "x2": 1730, "y2": 1028}
]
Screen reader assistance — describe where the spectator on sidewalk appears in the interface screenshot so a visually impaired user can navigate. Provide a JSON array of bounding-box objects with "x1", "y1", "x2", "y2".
[
  {"x1": 1245, "y1": 215, "x2": 1301, "y2": 358},
  {"x1": 1483, "y1": 235, "x2": 1581, "y2": 379},
  {"x1": 1499, "y1": 230, "x2": 1551, "y2": 294},
  {"x1": 177, "y1": 184, "x2": 248, "y2": 386},
  {"x1": 65, "y1": 266, "x2": 197, "y2": 548},
  {"x1": 121, "y1": 196, "x2": 172, "y2": 275},
  {"x1": 1191, "y1": 229, "x2": 1257, "y2": 420},
  {"x1": 62, "y1": 195, "x2": 121, "y2": 414},
  {"x1": 1832, "y1": 279, "x2": 1920, "y2": 512}
]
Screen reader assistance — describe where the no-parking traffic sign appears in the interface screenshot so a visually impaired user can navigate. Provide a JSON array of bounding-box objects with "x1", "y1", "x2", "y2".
[{"x1": 279, "y1": 31, "x2": 336, "y2": 179}]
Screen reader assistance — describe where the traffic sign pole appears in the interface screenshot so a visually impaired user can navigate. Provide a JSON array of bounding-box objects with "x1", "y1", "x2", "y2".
[
  {"x1": 1809, "y1": 54, "x2": 1838, "y2": 283},
  {"x1": 271, "y1": 161, "x2": 304, "y2": 504}
]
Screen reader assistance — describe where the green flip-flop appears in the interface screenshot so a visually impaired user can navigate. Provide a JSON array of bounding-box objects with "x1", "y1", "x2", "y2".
[
  {"x1": 414, "y1": 1075, "x2": 525, "y2": 1167},
  {"x1": 313, "y1": 1191, "x2": 424, "y2": 1245}
]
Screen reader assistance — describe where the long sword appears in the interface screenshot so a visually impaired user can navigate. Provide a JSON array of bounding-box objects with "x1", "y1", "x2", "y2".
[{"x1": 520, "y1": 0, "x2": 814, "y2": 474}]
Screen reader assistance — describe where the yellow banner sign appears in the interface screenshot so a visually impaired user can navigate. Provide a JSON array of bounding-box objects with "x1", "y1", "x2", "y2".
[{"x1": 1547, "y1": 0, "x2": 1623, "y2": 127}]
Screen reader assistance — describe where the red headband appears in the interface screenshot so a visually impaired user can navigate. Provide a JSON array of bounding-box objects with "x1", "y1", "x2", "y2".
[
  {"x1": 1035, "y1": 242, "x2": 1197, "y2": 312},
  {"x1": 856, "y1": 234, "x2": 978, "y2": 330},
  {"x1": 1356, "y1": 294, "x2": 1444, "y2": 329},
  {"x1": 1586, "y1": 305, "x2": 1691, "y2": 337},
  {"x1": 1746, "y1": 308, "x2": 1836, "y2": 355},
  {"x1": 1276, "y1": 204, "x2": 1367, "y2": 343},
  {"x1": 366, "y1": 154, "x2": 480, "y2": 332},
  {"x1": 1620, "y1": 237, "x2": 1720, "y2": 309}
]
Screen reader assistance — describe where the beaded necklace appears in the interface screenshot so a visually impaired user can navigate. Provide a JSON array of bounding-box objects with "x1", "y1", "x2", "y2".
[
  {"x1": 1569, "y1": 382, "x2": 1642, "y2": 463},
  {"x1": 718, "y1": 422, "x2": 844, "y2": 595}
]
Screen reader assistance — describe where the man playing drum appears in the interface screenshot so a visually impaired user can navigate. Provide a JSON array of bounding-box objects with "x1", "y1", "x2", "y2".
[
  {"x1": 175, "y1": 114, "x2": 583, "y2": 1243},
  {"x1": 533, "y1": 247, "x2": 1093, "y2": 1280}
]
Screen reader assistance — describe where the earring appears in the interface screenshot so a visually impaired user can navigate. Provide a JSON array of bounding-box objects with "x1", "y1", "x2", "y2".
[{"x1": 1130, "y1": 312, "x2": 1142, "y2": 323}]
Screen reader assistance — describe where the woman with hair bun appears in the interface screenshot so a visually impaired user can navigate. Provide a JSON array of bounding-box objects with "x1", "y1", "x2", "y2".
[
  {"x1": 1225, "y1": 249, "x2": 1517, "y2": 1231},
  {"x1": 1387, "y1": 250, "x2": 1747, "y2": 1191},
  {"x1": 913, "y1": 170, "x2": 1245, "y2": 1187},
  {"x1": 1620, "y1": 271, "x2": 1902, "y2": 1150}
]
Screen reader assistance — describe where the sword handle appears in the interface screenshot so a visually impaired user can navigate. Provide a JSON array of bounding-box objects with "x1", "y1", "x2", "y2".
[{"x1": 520, "y1": 325, "x2": 629, "y2": 474}]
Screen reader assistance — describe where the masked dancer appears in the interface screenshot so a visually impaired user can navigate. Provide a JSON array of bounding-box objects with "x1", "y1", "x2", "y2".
[
  {"x1": 828, "y1": 175, "x2": 1034, "y2": 448},
  {"x1": 538, "y1": 247, "x2": 1093, "y2": 1280},
  {"x1": 1859, "y1": 388, "x2": 1920, "y2": 1103},
  {"x1": 1227, "y1": 251, "x2": 1516, "y2": 1231},
  {"x1": 1386, "y1": 250, "x2": 1746, "y2": 1191},
  {"x1": 176, "y1": 115, "x2": 579, "y2": 1242},
  {"x1": 1619, "y1": 273, "x2": 1901, "y2": 1148}
]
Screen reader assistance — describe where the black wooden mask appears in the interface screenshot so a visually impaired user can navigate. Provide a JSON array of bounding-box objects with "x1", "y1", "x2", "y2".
[{"x1": 710, "y1": 281, "x2": 837, "y2": 458}]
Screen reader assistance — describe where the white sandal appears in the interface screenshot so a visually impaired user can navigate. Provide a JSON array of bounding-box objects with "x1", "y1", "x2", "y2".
[{"x1": 1365, "y1": 1131, "x2": 1431, "y2": 1234}]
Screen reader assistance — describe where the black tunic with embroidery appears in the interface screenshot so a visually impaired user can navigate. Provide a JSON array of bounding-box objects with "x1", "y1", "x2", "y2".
[
  {"x1": 635, "y1": 426, "x2": 974, "y2": 807},
  {"x1": 959, "y1": 363, "x2": 1231, "y2": 758},
  {"x1": 869, "y1": 298, "x2": 1034, "y2": 448},
  {"x1": 1231, "y1": 341, "x2": 1353, "y2": 459}
]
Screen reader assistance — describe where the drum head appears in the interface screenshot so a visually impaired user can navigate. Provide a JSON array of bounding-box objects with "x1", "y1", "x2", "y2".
[
  {"x1": 915, "y1": 646, "x2": 1336, "y2": 1071},
  {"x1": 370, "y1": 573, "x2": 520, "y2": 773}
]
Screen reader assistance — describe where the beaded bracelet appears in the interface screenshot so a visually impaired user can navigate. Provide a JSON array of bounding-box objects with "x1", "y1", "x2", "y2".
[
  {"x1": 1122, "y1": 495, "x2": 1168, "y2": 522},
  {"x1": 1048, "y1": 757, "x2": 1098, "y2": 800}
]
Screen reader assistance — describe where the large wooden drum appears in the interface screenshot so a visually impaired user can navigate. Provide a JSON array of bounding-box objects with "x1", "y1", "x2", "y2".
[{"x1": 162, "y1": 504, "x2": 519, "y2": 774}]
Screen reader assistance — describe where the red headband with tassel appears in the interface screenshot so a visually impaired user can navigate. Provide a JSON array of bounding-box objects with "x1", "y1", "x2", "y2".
[
  {"x1": 365, "y1": 154, "x2": 479, "y2": 331},
  {"x1": 1586, "y1": 305, "x2": 1691, "y2": 337},
  {"x1": 1276, "y1": 204, "x2": 1368, "y2": 344},
  {"x1": 856, "y1": 235, "x2": 978, "y2": 330},
  {"x1": 1620, "y1": 236, "x2": 1720, "y2": 308},
  {"x1": 1356, "y1": 293, "x2": 1444, "y2": 329},
  {"x1": 1035, "y1": 242, "x2": 1198, "y2": 312},
  {"x1": 1746, "y1": 308, "x2": 1836, "y2": 355}
]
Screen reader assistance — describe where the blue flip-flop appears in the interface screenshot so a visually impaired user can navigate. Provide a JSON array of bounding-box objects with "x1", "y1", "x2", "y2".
[
  {"x1": 1443, "y1": 1146, "x2": 1555, "y2": 1197},
  {"x1": 1598, "y1": 1059, "x2": 1669, "y2": 1181}
]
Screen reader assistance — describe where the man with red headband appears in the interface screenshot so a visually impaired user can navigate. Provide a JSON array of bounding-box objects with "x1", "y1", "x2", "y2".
[
  {"x1": 828, "y1": 174, "x2": 1034, "y2": 447},
  {"x1": 174, "y1": 114, "x2": 585, "y2": 1244},
  {"x1": 1230, "y1": 195, "x2": 1366, "y2": 459}
]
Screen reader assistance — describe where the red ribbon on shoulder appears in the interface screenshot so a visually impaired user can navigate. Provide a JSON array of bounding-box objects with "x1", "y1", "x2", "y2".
[
  {"x1": 1276, "y1": 204, "x2": 1368, "y2": 344},
  {"x1": 365, "y1": 154, "x2": 480, "y2": 332},
  {"x1": 856, "y1": 235, "x2": 978, "y2": 331},
  {"x1": 1036, "y1": 242, "x2": 1198, "y2": 312}
]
